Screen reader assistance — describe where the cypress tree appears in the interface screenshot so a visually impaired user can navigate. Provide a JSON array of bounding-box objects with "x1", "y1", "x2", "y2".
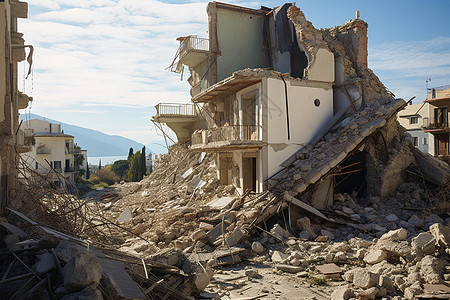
[
  {"x1": 98, "y1": 159, "x2": 102, "y2": 170},
  {"x1": 141, "y1": 146, "x2": 146, "y2": 179},
  {"x1": 128, "y1": 147, "x2": 134, "y2": 160}
]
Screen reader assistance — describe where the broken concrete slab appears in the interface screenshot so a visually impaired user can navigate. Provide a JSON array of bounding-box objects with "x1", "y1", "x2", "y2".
[
  {"x1": 206, "y1": 196, "x2": 236, "y2": 210},
  {"x1": 117, "y1": 207, "x2": 132, "y2": 223},
  {"x1": 429, "y1": 223, "x2": 450, "y2": 247},
  {"x1": 316, "y1": 263, "x2": 342, "y2": 275},
  {"x1": 225, "y1": 227, "x2": 245, "y2": 246},
  {"x1": 0, "y1": 222, "x2": 27, "y2": 239},
  {"x1": 34, "y1": 252, "x2": 56, "y2": 274},
  {"x1": 276, "y1": 264, "x2": 304, "y2": 274},
  {"x1": 63, "y1": 251, "x2": 102, "y2": 292}
]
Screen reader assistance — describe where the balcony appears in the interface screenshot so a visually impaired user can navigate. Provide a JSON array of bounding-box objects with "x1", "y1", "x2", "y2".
[
  {"x1": 64, "y1": 166, "x2": 79, "y2": 173},
  {"x1": 178, "y1": 36, "x2": 209, "y2": 68},
  {"x1": 191, "y1": 125, "x2": 263, "y2": 151},
  {"x1": 423, "y1": 117, "x2": 450, "y2": 132},
  {"x1": 65, "y1": 147, "x2": 81, "y2": 154},
  {"x1": 36, "y1": 147, "x2": 51, "y2": 155},
  {"x1": 155, "y1": 103, "x2": 197, "y2": 118}
]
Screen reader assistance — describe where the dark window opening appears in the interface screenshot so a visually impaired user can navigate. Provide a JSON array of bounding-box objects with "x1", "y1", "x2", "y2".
[
  {"x1": 290, "y1": 35, "x2": 307, "y2": 79},
  {"x1": 334, "y1": 150, "x2": 367, "y2": 198}
]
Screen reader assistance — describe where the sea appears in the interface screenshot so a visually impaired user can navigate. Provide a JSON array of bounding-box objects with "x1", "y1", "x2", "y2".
[{"x1": 88, "y1": 156, "x2": 127, "y2": 166}]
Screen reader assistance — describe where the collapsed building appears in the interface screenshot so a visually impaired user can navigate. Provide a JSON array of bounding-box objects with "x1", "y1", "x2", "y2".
[{"x1": 155, "y1": 2, "x2": 450, "y2": 201}]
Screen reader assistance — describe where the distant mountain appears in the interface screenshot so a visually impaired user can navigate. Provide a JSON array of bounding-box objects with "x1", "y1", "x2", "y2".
[{"x1": 19, "y1": 113, "x2": 145, "y2": 157}]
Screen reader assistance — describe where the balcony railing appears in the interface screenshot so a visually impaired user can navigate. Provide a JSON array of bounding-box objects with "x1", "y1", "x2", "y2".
[
  {"x1": 423, "y1": 117, "x2": 449, "y2": 130},
  {"x1": 191, "y1": 125, "x2": 261, "y2": 146},
  {"x1": 180, "y1": 36, "x2": 209, "y2": 58},
  {"x1": 155, "y1": 103, "x2": 197, "y2": 117},
  {"x1": 66, "y1": 147, "x2": 81, "y2": 154},
  {"x1": 65, "y1": 166, "x2": 80, "y2": 173}
]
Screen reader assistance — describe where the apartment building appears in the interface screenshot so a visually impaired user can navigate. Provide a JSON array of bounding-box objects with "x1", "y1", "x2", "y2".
[
  {"x1": 423, "y1": 85, "x2": 450, "y2": 160},
  {"x1": 154, "y1": 2, "x2": 370, "y2": 195},
  {"x1": 0, "y1": 0, "x2": 33, "y2": 211},
  {"x1": 397, "y1": 103, "x2": 431, "y2": 154},
  {"x1": 20, "y1": 119, "x2": 84, "y2": 188}
]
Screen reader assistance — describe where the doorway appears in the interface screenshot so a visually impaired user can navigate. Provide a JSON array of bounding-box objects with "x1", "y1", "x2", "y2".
[{"x1": 242, "y1": 157, "x2": 257, "y2": 192}]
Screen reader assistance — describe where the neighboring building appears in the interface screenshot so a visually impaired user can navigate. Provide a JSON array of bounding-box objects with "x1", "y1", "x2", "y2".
[
  {"x1": 146, "y1": 153, "x2": 163, "y2": 172},
  {"x1": 20, "y1": 119, "x2": 85, "y2": 188},
  {"x1": 397, "y1": 103, "x2": 431, "y2": 154},
  {"x1": 153, "y1": 2, "x2": 370, "y2": 194},
  {"x1": 0, "y1": 0, "x2": 33, "y2": 211},
  {"x1": 423, "y1": 85, "x2": 450, "y2": 160}
]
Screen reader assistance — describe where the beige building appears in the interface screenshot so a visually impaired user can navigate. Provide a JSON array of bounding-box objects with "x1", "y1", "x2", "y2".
[
  {"x1": 0, "y1": 0, "x2": 33, "y2": 211},
  {"x1": 154, "y1": 2, "x2": 369, "y2": 195},
  {"x1": 20, "y1": 119, "x2": 84, "y2": 189},
  {"x1": 423, "y1": 85, "x2": 450, "y2": 161},
  {"x1": 397, "y1": 103, "x2": 431, "y2": 154}
]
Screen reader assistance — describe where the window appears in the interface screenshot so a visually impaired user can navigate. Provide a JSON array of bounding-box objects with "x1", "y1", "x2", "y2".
[
  {"x1": 53, "y1": 161, "x2": 62, "y2": 170},
  {"x1": 423, "y1": 137, "x2": 428, "y2": 145},
  {"x1": 410, "y1": 117, "x2": 418, "y2": 125},
  {"x1": 413, "y1": 137, "x2": 418, "y2": 147}
]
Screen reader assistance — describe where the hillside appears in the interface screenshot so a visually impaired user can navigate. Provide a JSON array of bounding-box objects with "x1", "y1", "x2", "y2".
[{"x1": 19, "y1": 113, "x2": 145, "y2": 157}]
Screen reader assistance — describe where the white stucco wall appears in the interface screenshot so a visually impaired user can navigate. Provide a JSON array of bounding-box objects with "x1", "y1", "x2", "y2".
[{"x1": 263, "y1": 77, "x2": 333, "y2": 177}]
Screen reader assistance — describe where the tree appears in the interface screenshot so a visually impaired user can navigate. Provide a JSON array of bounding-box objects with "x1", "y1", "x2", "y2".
[
  {"x1": 141, "y1": 146, "x2": 146, "y2": 177},
  {"x1": 93, "y1": 166, "x2": 119, "y2": 185},
  {"x1": 128, "y1": 148, "x2": 134, "y2": 160},
  {"x1": 127, "y1": 151, "x2": 142, "y2": 182},
  {"x1": 112, "y1": 160, "x2": 129, "y2": 180},
  {"x1": 98, "y1": 159, "x2": 102, "y2": 170}
]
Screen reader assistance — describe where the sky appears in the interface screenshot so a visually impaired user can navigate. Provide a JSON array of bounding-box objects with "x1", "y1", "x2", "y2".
[{"x1": 18, "y1": 0, "x2": 450, "y2": 154}]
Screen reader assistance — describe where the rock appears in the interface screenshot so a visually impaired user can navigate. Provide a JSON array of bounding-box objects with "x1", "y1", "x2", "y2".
[
  {"x1": 371, "y1": 224, "x2": 387, "y2": 232},
  {"x1": 350, "y1": 214, "x2": 361, "y2": 222},
  {"x1": 408, "y1": 215, "x2": 423, "y2": 228},
  {"x1": 190, "y1": 229, "x2": 207, "y2": 242},
  {"x1": 331, "y1": 286, "x2": 354, "y2": 300},
  {"x1": 364, "y1": 250, "x2": 388, "y2": 264},
  {"x1": 55, "y1": 240, "x2": 90, "y2": 263},
  {"x1": 271, "y1": 251, "x2": 289, "y2": 263},
  {"x1": 411, "y1": 232, "x2": 435, "y2": 256},
  {"x1": 424, "y1": 214, "x2": 444, "y2": 225},
  {"x1": 342, "y1": 207, "x2": 354, "y2": 215},
  {"x1": 275, "y1": 264, "x2": 304, "y2": 274},
  {"x1": 356, "y1": 249, "x2": 367, "y2": 259},
  {"x1": 321, "y1": 229, "x2": 335, "y2": 241},
  {"x1": 270, "y1": 224, "x2": 291, "y2": 240},
  {"x1": 342, "y1": 268, "x2": 363, "y2": 282},
  {"x1": 358, "y1": 287, "x2": 379, "y2": 300},
  {"x1": 297, "y1": 217, "x2": 315, "y2": 237},
  {"x1": 225, "y1": 227, "x2": 245, "y2": 246},
  {"x1": 251, "y1": 241, "x2": 264, "y2": 254},
  {"x1": 34, "y1": 252, "x2": 56, "y2": 274},
  {"x1": 61, "y1": 286, "x2": 103, "y2": 300},
  {"x1": 353, "y1": 269, "x2": 379, "y2": 289},
  {"x1": 379, "y1": 275, "x2": 394, "y2": 291},
  {"x1": 403, "y1": 281, "x2": 423, "y2": 299},
  {"x1": 117, "y1": 207, "x2": 132, "y2": 223},
  {"x1": 245, "y1": 269, "x2": 259, "y2": 278},
  {"x1": 193, "y1": 265, "x2": 213, "y2": 292},
  {"x1": 429, "y1": 223, "x2": 450, "y2": 247},
  {"x1": 420, "y1": 255, "x2": 444, "y2": 284},
  {"x1": 385, "y1": 214, "x2": 398, "y2": 222},
  {"x1": 299, "y1": 230, "x2": 311, "y2": 240},
  {"x1": 379, "y1": 228, "x2": 407, "y2": 241},
  {"x1": 406, "y1": 272, "x2": 421, "y2": 285},
  {"x1": 63, "y1": 252, "x2": 102, "y2": 293}
]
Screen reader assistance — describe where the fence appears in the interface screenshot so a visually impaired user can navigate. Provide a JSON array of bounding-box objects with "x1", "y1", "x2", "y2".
[
  {"x1": 423, "y1": 117, "x2": 448, "y2": 130},
  {"x1": 191, "y1": 125, "x2": 261, "y2": 146}
]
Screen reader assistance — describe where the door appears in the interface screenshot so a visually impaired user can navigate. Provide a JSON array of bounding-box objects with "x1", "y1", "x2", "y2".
[
  {"x1": 437, "y1": 134, "x2": 449, "y2": 156},
  {"x1": 242, "y1": 157, "x2": 257, "y2": 192}
]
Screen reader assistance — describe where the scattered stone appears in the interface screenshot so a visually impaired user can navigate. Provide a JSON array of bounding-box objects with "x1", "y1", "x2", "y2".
[
  {"x1": 245, "y1": 269, "x2": 259, "y2": 278},
  {"x1": 385, "y1": 214, "x2": 398, "y2": 222},
  {"x1": 358, "y1": 287, "x2": 379, "y2": 300},
  {"x1": 353, "y1": 269, "x2": 379, "y2": 289},
  {"x1": 403, "y1": 281, "x2": 423, "y2": 299},
  {"x1": 299, "y1": 230, "x2": 311, "y2": 240},
  {"x1": 117, "y1": 207, "x2": 132, "y2": 223},
  {"x1": 412, "y1": 232, "x2": 435, "y2": 256},
  {"x1": 342, "y1": 207, "x2": 354, "y2": 215},
  {"x1": 251, "y1": 241, "x2": 264, "y2": 254},
  {"x1": 321, "y1": 229, "x2": 335, "y2": 241},
  {"x1": 271, "y1": 251, "x2": 289, "y2": 263},
  {"x1": 270, "y1": 224, "x2": 291, "y2": 241},
  {"x1": 225, "y1": 227, "x2": 245, "y2": 246},
  {"x1": 420, "y1": 255, "x2": 444, "y2": 284},
  {"x1": 379, "y1": 228, "x2": 407, "y2": 241},
  {"x1": 364, "y1": 249, "x2": 387, "y2": 264},
  {"x1": 63, "y1": 252, "x2": 102, "y2": 292},
  {"x1": 379, "y1": 275, "x2": 395, "y2": 291},
  {"x1": 191, "y1": 229, "x2": 207, "y2": 242},
  {"x1": 275, "y1": 264, "x2": 304, "y2": 274},
  {"x1": 408, "y1": 215, "x2": 423, "y2": 228},
  {"x1": 331, "y1": 286, "x2": 354, "y2": 300},
  {"x1": 34, "y1": 252, "x2": 56, "y2": 274},
  {"x1": 429, "y1": 223, "x2": 450, "y2": 247}
]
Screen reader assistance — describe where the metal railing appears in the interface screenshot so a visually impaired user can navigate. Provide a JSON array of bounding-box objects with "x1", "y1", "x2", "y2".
[
  {"x1": 65, "y1": 147, "x2": 81, "y2": 154},
  {"x1": 180, "y1": 36, "x2": 209, "y2": 57},
  {"x1": 64, "y1": 166, "x2": 79, "y2": 173},
  {"x1": 423, "y1": 117, "x2": 449, "y2": 130},
  {"x1": 192, "y1": 125, "x2": 261, "y2": 146},
  {"x1": 155, "y1": 103, "x2": 197, "y2": 117}
]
